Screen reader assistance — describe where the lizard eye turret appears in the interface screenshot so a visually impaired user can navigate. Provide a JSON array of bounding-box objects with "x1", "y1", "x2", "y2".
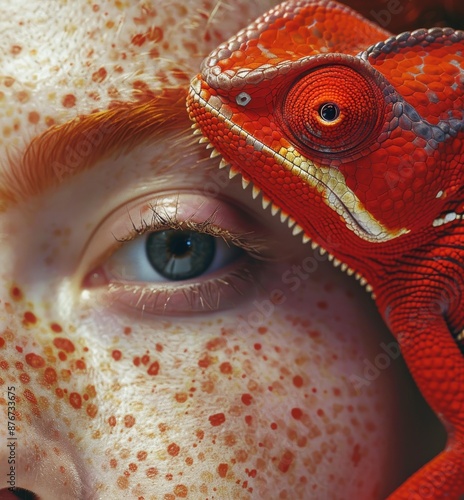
[{"x1": 282, "y1": 64, "x2": 384, "y2": 156}]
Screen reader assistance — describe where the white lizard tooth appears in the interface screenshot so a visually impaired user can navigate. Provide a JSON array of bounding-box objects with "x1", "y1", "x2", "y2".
[
  {"x1": 261, "y1": 196, "x2": 271, "y2": 209},
  {"x1": 219, "y1": 159, "x2": 229, "y2": 169},
  {"x1": 199, "y1": 136, "x2": 209, "y2": 144},
  {"x1": 319, "y1": 247, "x2": 326, "y2": 255},
  {"x1": 365, "y1": 284, "x2": 373, "y2": 293},
  {"x1": 280, "y1": 211, "x2": 289, "y2": 223},
  {"x1": 287, "y1": 217, "x2": 296, "y2": 228},
  {"x1": 327, "y1": 253, "x2": 334, "y2": 262},
  {"x1": 302, "y1": 234, "x2": 311, "y2": 244},
  {"x1": 346, "y1": 267, "x2": 354, "y2": 276},
  {"x1": 333, "y1": 258, "x2": 341, "y2": 267},
  {"x1": 228, "y1": 168, "x2": 239, "y2": 179},
  {"x1": 192, "y1": 128, "x2": 202, "y2": 136},
  {"x1": 360, "y1": 277, "x2": 367, "y2": 286},
  {"x1": 292, "y1": 224, "x2": 303, "y2": 236},
  {"x1": 271, "y1": 203, "x2": 280, "y2": 216},
  {"x1": 311, "y1": 241, "x2": 318, "y2": 250},
  {"x1": 252, "y1": 185, "x2": 261, "y2": 199},
  {"x1": 205, "y1": 142, "x2": 214, "y2": 149},
  {"x1": 242, "y1": 177, "x2": 250, "y2": 189},
  {"x1": 210, "y1": 148, "x2": 221, "y2": 158},
  {"x1": 341, "y1": 263, "x2": 348, "y2": 272}
]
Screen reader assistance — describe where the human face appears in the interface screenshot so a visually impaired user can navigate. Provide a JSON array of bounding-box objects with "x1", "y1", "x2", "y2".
[{"x1": 0, "y1": 1, "x2": 440, "y2": 499}]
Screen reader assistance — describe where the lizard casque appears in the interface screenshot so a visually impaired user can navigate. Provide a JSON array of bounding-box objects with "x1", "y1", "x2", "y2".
[{"x1": 187, "y1": 0, "x2": 464, "y2": 498}]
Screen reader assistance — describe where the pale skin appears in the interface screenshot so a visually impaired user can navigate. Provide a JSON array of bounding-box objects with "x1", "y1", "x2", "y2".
[{"x1": 0, "y1": 1, "x2": 442, "y2": 499}]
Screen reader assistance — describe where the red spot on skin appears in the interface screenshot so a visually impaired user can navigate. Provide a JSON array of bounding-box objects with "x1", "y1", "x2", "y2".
[
  {"x1": 137, "y1": 451, "x2": 147, "y2": 461},
  {"x1": 15, "y1": 362, "x2": 23, "y2": 370},
  {"x1": 86, "y1": 404, "x2": 98, "y2": 418},
  {"x1": 23, "y1": 311, "x2": 37, "y2": 325},
  {"x1": 15, "y1": 346, "x2": 22, "y2": 353},
  {"x1": 155, "y1": 343, "x2": 163, "y2": 352},
  {"x1": 241, "y1": 393, "x2": 252, "y2": 406},
  {"x1": 196, "y1": 430, "x2": 204, "y2": 440},
  {"x1": 91, "y1": 67, "x2": 107, "y2": 83},
  {"x1": 317, "y1": 408, "x2": 325, "y2": 417},
  {"x1": 131, "y1": 33, "x2": 147, "y2": 46},
  {"x1": 218, "y1": 463, "x2": 228, "y2": 478},
  {"x1": 174, "y1": 484, "x2": 188, "y2": 497},
  {"x1": 69, "y1": 392, "x2": 82, "y2": 410},
  {"x1": 133, "y1": 356, "x2": 140, "y2": 367},
  {"x1": 175, "y1": 392, "x2": 188, "y2": 403},
  {"x1": 75, "y1": 359, "x2": 86, "y2": 370},
  {"x1": 123, "y1": 327, "x2": 132, "y2": 335},
  {"x1": 209, "y1": 412, "x2": 226, "y2": 427},
  {"x1": 219, "y1": 361, "x2": 233, "y2": 375},
  {"x1": 112, "y1": 350, "x2": 122, "y2": 361},
  {"x1": 110, "y1": 458, "x2": 117, "y2": 468},
  {"x1": 50, "y1": 323, "x2": 63, "y2": 333},
  {"x1": 206, "y1": 337, "x2": 227, "y2": 351},
  {"x1": 352, "y1": 444, "x2": 362, "y2": 466},
  {"x1": 53, "y1": 338, "x2": 75, "y2": 353},
  {"x1": 58, "y1": 352, "x2": 67, "y2": 361},
  {"x1": 141, "y1": 354, "x2": 150, "y2": 365},
  {"x1": 108, "y1": 416, "x2": 116, "y2": 427},
  {"x1": 11, "y1": 45, "x2": 22, "y2": 55},
  {"x1": 25, "y1": 353, "x2": 45, "y2": 369},
  {"x1": 44, "y1": 367, "x2": 57, "y2": 384},
  {"x1": 244, "y1": 415, "x2": 252, "y2": 426},
  {"x1": 167, "y1": 443, "x2": 180, "y2": 456},
  {"x1": 147, "y1": 361, "x2": 159, "y2": 376},
  {"x1": 198, "y1": 355, "x2": 211, "y2": 368},
  {"x1": 117, "y1": 476, "x2": 128, "y2": 490},
  {"x1": 24, "y1": 388, "x2": 37, "y2": 404},
  {"x1": 0, "y1": 338, "x2": 4, "y2": 348},
  {"x1": 55, "y1": 388, "x2": 64, "y2": 398},
  {"x1": 317, "y1": 301, "x2": 328, "y2": 310},
  {"x1": 146, "y1": 467, "x2": 158, "y2": 478},
  {"x1": 62, "y1": 94, "x2": 76, "y2": 108},
  {"x1": 293, "y1": 375, "x2": 304, "y2": 388},
  {"x1": 278, "y1": 451, "x2": 295, "y2": 473},
  {"x1": 28, "y1": 111, "x2": 40, "y2": 124},
  {"x1": 10, "y1": 286, "x2": 23, "y2": 300},
  {"x1": 124, "y1": 415, "x2": 135, "y2": 428},
  {"x1": 271, "y1": 422, "x2": 278, "y2": 430},
  {"x1": 253, "y1": 343, "x2": 262, "y2": 350},
  {"x1": 128, "y1": 463, "x2": 137, "y2": 472},
  {"x1": 258, "y1": 326, "x2": 267, "y2": 334},
  {"x1": 291, "y1": 408, "x2": 303, "y2": 420},
  {"x1": 19, "y1": 373, "x2": 30, "y2": 384}
]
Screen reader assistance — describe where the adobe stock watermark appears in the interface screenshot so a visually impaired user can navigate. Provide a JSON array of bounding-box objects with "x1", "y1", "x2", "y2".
[{"x1": 370, "y1": 0, "x2": 413, "y2": 28}]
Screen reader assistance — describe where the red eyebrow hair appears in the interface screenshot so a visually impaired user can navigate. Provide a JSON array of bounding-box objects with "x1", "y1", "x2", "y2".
[{"x1": 0, "y1": 88, "x2": 189, "y2": 209}]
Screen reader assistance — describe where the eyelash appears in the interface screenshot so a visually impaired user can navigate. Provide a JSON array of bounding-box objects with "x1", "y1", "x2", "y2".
[{"x1": 83, "y1": 201, "x2": 273, "y2": 316}]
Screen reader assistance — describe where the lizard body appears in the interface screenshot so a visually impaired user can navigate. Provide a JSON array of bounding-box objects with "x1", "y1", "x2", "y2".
[{"x1": 187, "y1": 0, "x2": 464, "y2": 498}]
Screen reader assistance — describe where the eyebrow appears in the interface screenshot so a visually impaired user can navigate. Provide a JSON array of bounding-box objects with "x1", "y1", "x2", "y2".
[{"x1": 0, "y1": 88, "x2": 188, "y2": 209}]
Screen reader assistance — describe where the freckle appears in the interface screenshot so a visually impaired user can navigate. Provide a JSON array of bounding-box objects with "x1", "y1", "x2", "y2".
[
  {"x1": 92, "y1": 67, "x2": 108, "y2": 83},
  {"x1": 124, "y1": 327, "x2": 132, "y2": 335},
  {"x1": 291, "y1": 408, "x2": 303, "y2": 420},
  {"x1": 146, "y1": 467, "x2": 158, "y2": 478},
  {"x1": 69, "y1": 392, "x2": 82, "y2": 410},
  {"x1": 108, "y1": 416, "x2": 117, "y2": 427},
  {"x1": 316, "y1": 408, "x2": 325, "y2": 417},
  {"x1": 124, "y1": 414, "x2": 135, "y2": 428},
  {"x1": 141, "y1": 354, "x2": 150, "y2": 365},
  {"x1": 62, "y1": 94, "x2": 76, "y2": 108},
  {"x1": 155, "y1": 343, "x2": 163, "y2": 352},
  {"x1": 174, "y1": 484, "x2": 188, "y2": 497},
  {"x1": 137, "y1": 451, "x2": 147, "y2": 461},
  {"x1": 258, "y1": 326, "x2": 267, "y2": 334},
  {"x1": 351, "y1": 443, "x2": 362, "y2": 466},
  {"x1": 19, "y1": 373, "x2": 30, "y2": 384},
  {"x1": 86, "y1": 404, "x2": 98, "y2": 418},
  {"x1": 53, "y1": 337, "x2": 75, "y2": 353},
  {"x1": 10, "y1": 286, "x2": 23, "y2": 301},
  {"x1": 0, "y1": 338, "x2": 4, "y2": 349},
  {"x1": 209, "y1": 412, "x2": 226, "y2": 427},
  {"x1": 4, "y1": 76, "x2": 15, "y2": 87},
  {"x1": 147, "y1": 361, "x2": 160, "y2": 376},
  {"x1": 133, "y1": 356, "x2": 140, "y2": 366},
  {"x1": 196, "y1": 429, "x2": 204, "y2": 441},
  {"x1": 185, "y1": 457, "x2": 193, "y2": 466},
  {"x1": 167, "y1": 443, "x2": 180, "y2": 457},
  {"x1": 278, "y1": 451, "x2": 294, "y2": 473},
  {"x1": 25, "y1": 353, "x2": 45, "y2": 369},
  {"x1": 10, "y1": 45, "x2": 22, "y2": 55},
  {"x1": 110, "y1": 458, "x2": 117, "y2": 468},
  {"x1": 206, "y1": 337, "x2": 227, "y2": 351},
  {"x1": 16, "y1": 90, "x2": 29, "y2": 103},
  {"x1": 75, "y1": 359, "x2": 86, "y2": 370},
  {"x1": 27, "y1": 110, "x2": 41, "y2": 125},
  {"x1": 316, "y1": 301, "x2": 328, "y2": 310},
  {"x1": 198, "y1": 354, "x2": 211, "y2": 368},
  {"x1": 112, "y1": 350, "x2": 122, "y2": 361},
  {"x1": 15, "y1": 346, "x2": 23, "y2": 353},
  {"x1": 175, "y1": 392, "x2": 188, "y2": 403},
  {"x1": 241, "y1": 393, "x2": 252, "y2": 406},
  {"x1": 253, "y1": 343, "x2": 261, "y2": 350},
  {"x1": 128, "y1": 462, "x2": 137, "y2": 472},
  {"x1": 23, "y1": 311, "x2": 37, "y2": 325},
  {"x1": 244, "y1": 415, "x2": 252, "y2": 426},
  {"x1": 270, "y1": 422, "x2": 278, "y2": 430},
  {"x1": 293, "y1": 375, "x2": 304, "y2": 388},
  {"x1": 117, "y1": 476, "x2": 129, "y2": 489},
  {"x1": 58, "y1": 352, "x2": 67, "y2": 361},
  {"x1": 50, "y1": 323, "x2": 63, "y2": 333},
  {"x1": 24, "y1": 388, "x2": 38, "y2": 405},
  {"x1": 219, "y1": 362, "x2": 232, "y2": 374},
  {"x1": 55, "y1": 388, "x2": 64, "y2": 398}
]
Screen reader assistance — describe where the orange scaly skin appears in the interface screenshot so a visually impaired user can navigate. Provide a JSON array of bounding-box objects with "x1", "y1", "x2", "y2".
[{"x1": 187, "y1": 0, "x2": 464, "y2": 498}]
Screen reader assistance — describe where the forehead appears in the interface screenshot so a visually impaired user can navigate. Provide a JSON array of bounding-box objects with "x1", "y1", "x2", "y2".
[{"x1": 0, "y1": 0, "x2": 275, "y2": 149}]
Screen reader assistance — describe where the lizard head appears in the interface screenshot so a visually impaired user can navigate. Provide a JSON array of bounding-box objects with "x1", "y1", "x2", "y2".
[{"x1": 188, "y1": 0, "x2": 464, "y2": 263}]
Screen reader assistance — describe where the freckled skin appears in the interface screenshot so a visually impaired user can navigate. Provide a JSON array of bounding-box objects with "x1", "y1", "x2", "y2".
[{"x1": 0, "y1": 1, "x2": 440, "y2": 499}]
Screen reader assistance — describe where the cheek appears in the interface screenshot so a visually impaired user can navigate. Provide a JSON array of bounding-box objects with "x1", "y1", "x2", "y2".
[{"x1": 0, "y1": 267, "x2": 402, "y2": 499}]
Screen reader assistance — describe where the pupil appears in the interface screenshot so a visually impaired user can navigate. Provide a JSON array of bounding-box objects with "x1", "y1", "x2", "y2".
[
  {"x1": 168, "y1": 233, "x2": 192, "y2": 256},
  {"x1": 319, "y1": 103, "x2": 339, "y2": 122}
]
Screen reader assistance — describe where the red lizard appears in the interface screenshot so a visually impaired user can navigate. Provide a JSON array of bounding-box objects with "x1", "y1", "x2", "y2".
[{"x1": 187, "y1": 0, "x2": 464, "y2": 498}]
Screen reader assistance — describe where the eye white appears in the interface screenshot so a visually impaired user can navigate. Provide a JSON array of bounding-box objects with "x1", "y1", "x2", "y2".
[{"x1": 236, "y1": 92, "x2": 251, "y2": 106}]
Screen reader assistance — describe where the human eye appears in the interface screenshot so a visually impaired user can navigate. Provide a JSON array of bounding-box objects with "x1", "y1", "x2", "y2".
[{"x1": 80, "y1": 192, "x2": 273, "y2": 316}]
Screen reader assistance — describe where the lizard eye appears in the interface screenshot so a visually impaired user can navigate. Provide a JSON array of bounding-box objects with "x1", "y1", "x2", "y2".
[{"x1": 282, "y1": 64, "x2": 384, "y2": 156}]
